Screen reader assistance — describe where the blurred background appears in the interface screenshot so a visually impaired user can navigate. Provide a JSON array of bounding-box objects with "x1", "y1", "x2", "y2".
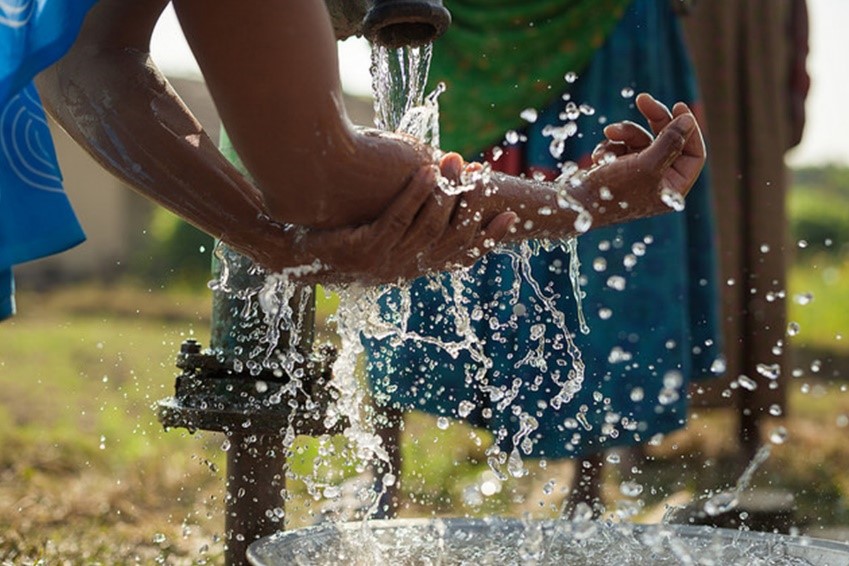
[{"x1": 1, "y1": 1, "x2": 848, "y2": 563}]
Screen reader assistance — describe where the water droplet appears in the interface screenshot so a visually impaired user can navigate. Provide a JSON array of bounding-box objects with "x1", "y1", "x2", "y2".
[
  {"x1": 579, "y1": 103, "x2": 595, "y2": 116},
  {"x1": 153, "y1": 533, "x2": 167, "y2": 544},
  {"x1": 606, "y1": 276, "x2": 626, "y2": 291},
  {"x1": 704, "y1": 492, "x2": 738, "y2": 516},
  {"x1": 573, "y1": 211, "x2": 593, "y2": 233},
  {"x1": 437, "y1": 416, "x2": 450, "y2": 430},
  {"x1": 599, "y1": 186, "x2": 613, "y2": 200},
  {"x1": 769, "y1": 404, "x2": 783, "y2": 417},
  {"x1": 593, "y1": 257, "x2": 607, "y2": 272},
  {"x1": 787, "y1": 321, "x2": 801, "y2": 336},
  {"x1": 520, "y1": 108, "x2": 538, "y2": 123},
  {"x1": 711, "y1": 357, "x2": 727, "y2": 374},
  {"x1": 491, "y1": 145, "x2": 504, "y2": 161},
  {"x1": 760, "y1": 244, "x2": 770, "y2": 253},
  {"x1": 563, "y1": 102, "x2": 581, "y2": 121},
  {"x1": 606, "y1": 453, "x2": 621, "y2": 464},
  {"x1": 608, "y1": 346, "x2": 632, "y2": 364},
  {"x1": 660, "y1": 187, "x2": 686, "y2": 211},
  {"x1": 658, "y1": 388, "x2": 679, "y2": 405},
  {"x1": 458, "y1": 400, "x2": 476, "y2": 418},
  {"x1": 797, "y1": 239, "x2": 809, "y2": 249},
  {"x1": 564, "y1": 71, "x2": 578, "y2": 83},
  {"x1": 507, "y1": 448, "x2": 528, "y2": 478},
  {"x1": 505, "y1": 130, "x2": 520, "y2": 144},
  {"x1": 811, "y1": 359, "x2": 822, "y2": 373},
  {"x1": 756, "y1": 363, "x2": 781, "y2": 380},
  {"x1": 737, "y1": 375, "x2": 758, "y2": 391},
  {"x1": 630, "y1": 387, "x2": 644, "y2": 402},
  {"x1": 221, "y1": 439, "x2": 231, "y2": 452},
  {"x1": 769, "y1": 426, "x2": 788, "y2": 444},
  {"x1": 323, "y1": 485, "x2": 341, "y2": 499},
  {"x1": 619, "y1": 480, "x2": 643, "y2": 497},
  {"x1": 598, "y1": 308, "x2": 613, "y2": 320},
  {"x1": 621, "y1": 87, "x2": 635, "y2": 98},
  {"x1": 794, "y1": 292, "x2": 813, "y2": 305},
  {"x1": 255, "y1": 380, "x2": 268, "y2": 393}
]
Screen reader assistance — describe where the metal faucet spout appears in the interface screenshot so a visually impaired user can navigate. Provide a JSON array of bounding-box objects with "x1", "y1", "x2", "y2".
[{"x1": 362, "y1": 0, "x2": 451, "y2": 48}]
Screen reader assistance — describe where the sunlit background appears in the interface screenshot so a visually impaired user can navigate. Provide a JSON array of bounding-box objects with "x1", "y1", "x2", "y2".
[
  {"x1": 150, "y1": 0, "x2": 849, "y2": 167},
  {"x1": 2, "y1": 2, "x2": 849, "y2": 563}
]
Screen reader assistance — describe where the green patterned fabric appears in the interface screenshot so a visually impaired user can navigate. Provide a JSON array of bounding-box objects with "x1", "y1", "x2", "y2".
[{"x1": 429, "y1": 0, "x2": 632, "y2": 155}]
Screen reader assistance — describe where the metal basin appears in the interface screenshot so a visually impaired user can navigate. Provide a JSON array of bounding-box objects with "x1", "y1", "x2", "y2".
[{"x1": 248, "y1": 517, "x2": 849, "y2": 565}]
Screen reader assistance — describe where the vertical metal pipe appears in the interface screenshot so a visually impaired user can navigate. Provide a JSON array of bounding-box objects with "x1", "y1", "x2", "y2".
[
  {"x1": 225, "y1": 433, "x2": 288, "y2": 566},
  {"x1": 211, "y1": 247, "x2": 313, "y2": 564}
]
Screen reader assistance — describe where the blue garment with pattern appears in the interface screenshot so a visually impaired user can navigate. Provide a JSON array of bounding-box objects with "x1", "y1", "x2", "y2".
[
  {"x1": 365, "y1": 0, "x2": 723, "y2": 459},
  {"x1": 1, "y1": 0, "x2": 97, "y2": 320}
]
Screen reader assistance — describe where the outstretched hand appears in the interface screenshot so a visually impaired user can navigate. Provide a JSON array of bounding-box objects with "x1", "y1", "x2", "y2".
[
  {"x1": 587, "y1": 93, "x2": 705, "y2": 221},
  {"x1": 298, "y1": 161, "x2": 517, "y2": 285}
]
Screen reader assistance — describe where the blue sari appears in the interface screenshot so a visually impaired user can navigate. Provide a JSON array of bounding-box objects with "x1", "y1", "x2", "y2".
[
  {"x1": 1, "y1": 0, "x2": 97, "y2": 320},
  {"x1": 365, "y1": 0, "x2": 722, "y2": 459}
]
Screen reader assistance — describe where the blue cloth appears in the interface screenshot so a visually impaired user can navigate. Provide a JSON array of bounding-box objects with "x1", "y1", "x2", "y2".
[
  {"x1": 1, "y1": 267, "x2": 12, "y2": 319},
  {"x1": 1, "y1": 0, "x2": 97, "y2": 320},
  {"x1": 365, "y1": 0, "x2": 723, "y2": 459}
]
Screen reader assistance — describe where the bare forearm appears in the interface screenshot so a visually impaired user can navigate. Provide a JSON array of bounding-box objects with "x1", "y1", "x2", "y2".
[
  {"x1": 462, "y1": 165, "x2": 646, "y2": 243},
  {"x1": 36, "y1": 48, "x2": 311, "y2": 271}
]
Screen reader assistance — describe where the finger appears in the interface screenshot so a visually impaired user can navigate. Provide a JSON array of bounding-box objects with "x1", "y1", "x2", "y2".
[
  {"x1": 636, "y1": 92, "x2": 674, "y2": 135},
  {"x1": 639, "y1": 112, "x2": 697, "y2": 174},
  {"x1": 467, "y1": 212, "x2": 518, "y2": 260},
  {"x1": 602, "y1": 121, "x2": 654, "y2": 149},
  {"x1": 670, "y1": 102, "x2": 706, "y2": 160},
  {"x1": 430, "y1": 217, "x2": 482, "y2": 268},
  {"x1": 426, "y1": 198, "x2": 482, "y2": 264},
  {"x1": 439, "y1": 152, "x2": 464, "y2": 184},
  {"x1": 394, "y1": 190, "x2": 457, "y2": 258},
  {"x1": 482, "y1": 211, "x2": 518, "y2": 246},
  {"x1": 591, "y1": 140, "x2": 630, "y2": 165},
  {"x1": 371, "y1": 165, "x2": 437, "y2": 243}
]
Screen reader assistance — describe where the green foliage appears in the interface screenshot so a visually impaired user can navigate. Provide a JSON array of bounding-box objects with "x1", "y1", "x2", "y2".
[
  {"x1": 788, "y1": 165, "x2": 849, "y2": 255},
  {"x1": 788, "y1": 257, "x2": 849, "y2": 352},
  {"x1": 786, "y1": 165, "x2": 849, "y2": 351},
  {"x1": 131, "y1": 208, "x2": 215, "y2": 288}
]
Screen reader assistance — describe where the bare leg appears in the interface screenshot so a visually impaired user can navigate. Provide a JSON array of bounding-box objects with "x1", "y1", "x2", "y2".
[
  {"x1": 563, "y1": 452, "x2": 604, "y2": 518},
  {"x1": 372, "y1": 404, "x2": 404, "y2": 519}
]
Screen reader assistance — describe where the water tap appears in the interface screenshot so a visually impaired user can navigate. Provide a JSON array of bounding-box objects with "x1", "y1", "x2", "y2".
[{"x1": 326, "y1": 0, "x2": 451, "y2": 48}]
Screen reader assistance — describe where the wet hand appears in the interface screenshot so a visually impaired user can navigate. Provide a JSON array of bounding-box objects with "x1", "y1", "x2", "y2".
[
  {"x1": 299, "y1": 162, "x2": 515, "y2": 284},
  {"x1": 588, "y1": 93, "x2": 705, "y2": 220}
]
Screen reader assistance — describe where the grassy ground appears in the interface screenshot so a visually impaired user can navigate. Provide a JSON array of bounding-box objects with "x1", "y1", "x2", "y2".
[{"x1": 2, "y1": 278, "x2": 849, "y2": 564}]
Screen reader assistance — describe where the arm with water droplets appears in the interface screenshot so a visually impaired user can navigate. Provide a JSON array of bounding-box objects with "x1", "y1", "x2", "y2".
[
  {"x1": 450, "y1": 94, "x2": 704, "y2": 249},
  {"x1": 34, "y1": 0, "x2": 514, "y2": 279}
]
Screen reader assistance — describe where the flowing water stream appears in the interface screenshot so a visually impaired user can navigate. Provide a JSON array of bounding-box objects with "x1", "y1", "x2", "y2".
[{"x1": 210, "y1": 42, "x2": 827, "y2": 565}]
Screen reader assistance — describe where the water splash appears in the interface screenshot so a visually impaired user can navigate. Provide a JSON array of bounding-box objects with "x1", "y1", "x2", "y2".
[{"x1": 702, "y1": 444, "x2": 773, "y2": 518}]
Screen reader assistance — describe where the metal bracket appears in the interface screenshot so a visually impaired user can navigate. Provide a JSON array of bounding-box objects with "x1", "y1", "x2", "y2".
[{"x1": 156, "y1": 339, "x2": 343, "y2": 436}]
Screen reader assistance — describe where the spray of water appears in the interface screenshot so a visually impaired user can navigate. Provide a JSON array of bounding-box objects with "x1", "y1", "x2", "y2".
[{"x1": 211, "y1": 43, "x2": 593, "y2": 522}]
